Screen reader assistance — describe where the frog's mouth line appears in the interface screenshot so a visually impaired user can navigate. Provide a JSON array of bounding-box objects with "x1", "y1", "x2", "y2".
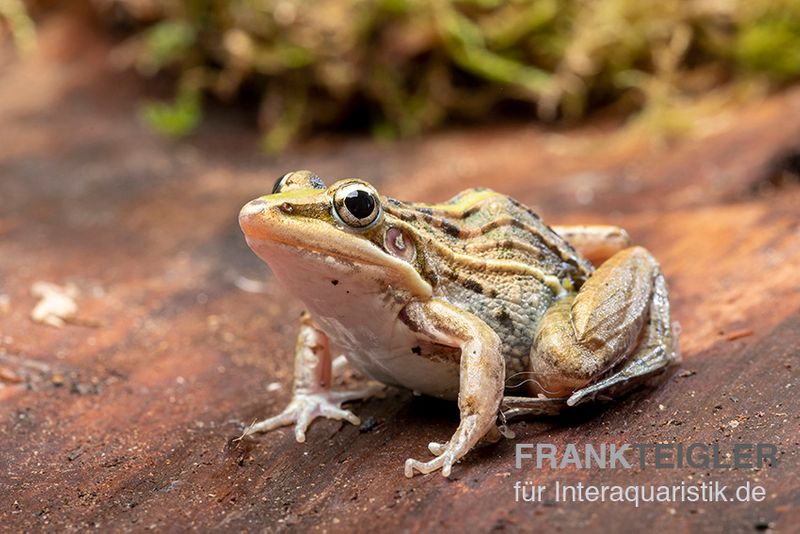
[
  {"x1": 243, "y1": 235, "x2": 433, "y2": 299},
  {"x1": 245, "y1": 235, "x2": 364, "y2": 268}
]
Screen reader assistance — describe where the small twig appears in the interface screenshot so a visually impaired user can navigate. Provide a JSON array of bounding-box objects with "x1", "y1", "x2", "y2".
[{"x1": 725, "y1": 329, "x2": 753, "y2": 341}]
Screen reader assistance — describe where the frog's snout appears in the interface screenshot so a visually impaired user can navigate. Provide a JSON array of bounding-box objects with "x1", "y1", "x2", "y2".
[{"x1": 239, "y1": 199, "x2": 269, "y2": 238}]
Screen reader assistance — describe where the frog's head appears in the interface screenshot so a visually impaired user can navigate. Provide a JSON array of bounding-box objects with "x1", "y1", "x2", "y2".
[{"x1": 239, "y1": 171, "x2": 433, "y2": 311}]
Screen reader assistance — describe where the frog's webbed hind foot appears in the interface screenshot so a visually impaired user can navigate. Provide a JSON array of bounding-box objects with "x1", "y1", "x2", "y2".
[{"x1": 500, "y1": 395, "x2": 570, "y2": 419}]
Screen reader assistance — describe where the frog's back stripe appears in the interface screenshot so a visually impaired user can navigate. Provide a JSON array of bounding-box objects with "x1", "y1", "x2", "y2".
[
  {"x1": 383, "y1": 190, "x2": 592, "y2": 278},
  {"x1": 464, "y1": 238, "x2": 545, "y2": 259},
  {"x1": 505, "y1": 197, "x2": 592, "y2": 272},
  {"x1": 386, "y1": 188, "x2": 499, "y2": 218},
  {"x1": 386, "y1": 215, "x2": 568, "y2": 295},
  {"x1": 382, "y1": 203, "x2": 588, "y2": 295}
]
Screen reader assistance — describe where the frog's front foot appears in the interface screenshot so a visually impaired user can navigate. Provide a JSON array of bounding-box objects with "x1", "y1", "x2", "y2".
[
  {"x1": 404, "y1": 413, "x2": 484, "y2": 478},
  {"x1": 405, "y1": 454, "x2": 450, "y2": 477},
  {"x1": 244, "y1": 383, "x2": 384, "y2": 443},
  {"x1": 404, "y1": 439, "x2": 465, "y2": 478}
]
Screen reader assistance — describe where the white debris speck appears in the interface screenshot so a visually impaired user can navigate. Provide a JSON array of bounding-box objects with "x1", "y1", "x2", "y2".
[
  {"x1": 30, "y1": 282, "x2": 78, "y2": 328},
  {"x1": 267, "y1": 382, "x2": 282, "y2": 392},
  {"x1": 728, "y1": 420, "x2": 740, "y2": 429}
]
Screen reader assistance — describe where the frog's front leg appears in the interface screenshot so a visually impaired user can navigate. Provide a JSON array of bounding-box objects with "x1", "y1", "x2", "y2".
[
  {"x1": 529, "y1": 246, "x2": 678, "y2": 402},
  {"x1": 401, "y1": 300, "x2": 504, "y2": 478},
  {"x1": 244, "y1": 312, "x2": 383, "y2": 442}
]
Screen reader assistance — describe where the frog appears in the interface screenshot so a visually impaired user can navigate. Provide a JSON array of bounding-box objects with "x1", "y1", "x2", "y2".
[{"x1": 238, "y1": 170, "x2": 680, "y2": 477}]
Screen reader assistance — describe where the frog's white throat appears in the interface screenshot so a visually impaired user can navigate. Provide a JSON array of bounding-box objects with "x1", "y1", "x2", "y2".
[
  {"x1": 246, "y1": 236, "x2": 461, "y2": 399},
  {"x1": 245, "y1": 237, "x2": 427, "y2": 328}
]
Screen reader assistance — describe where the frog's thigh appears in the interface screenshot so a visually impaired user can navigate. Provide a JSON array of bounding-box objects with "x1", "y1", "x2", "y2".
[
  {"x1": 551, "y1": 224, "x2": 631, "y2": 265},
  {"x1": 566, "y1": 264, "x2": 678, "y2": 407},
  {"x1": 529, "y1": 246, "x2": 657, "y2": 398}
]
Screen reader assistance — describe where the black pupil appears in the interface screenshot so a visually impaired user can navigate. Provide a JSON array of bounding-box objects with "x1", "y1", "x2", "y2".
[
  {"x1": 272, "y1": 175, "x2": 287, "y2": 194},
  {"x1": 344, "y1": 189, "x2": 375, "y2": 220}
]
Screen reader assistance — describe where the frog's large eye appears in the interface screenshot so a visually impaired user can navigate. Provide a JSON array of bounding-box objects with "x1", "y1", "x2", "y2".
[
  {"x1": 333, "y1": 182, "x2": 381, "y2": 229},
  {"x1": 272, "y1": 170, "x2": 326, "y2": 194},
  {"x1": 271, "y1": 173, "x2": 291, "y2": 194}
]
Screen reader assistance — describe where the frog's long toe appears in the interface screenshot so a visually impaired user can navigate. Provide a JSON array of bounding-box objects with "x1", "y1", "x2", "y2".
[
  {"x1": 244, "y1": 411, "x2": 296, "y2": 436},
  {"x1": 404, "y1": 454, "x2": 452, "y2": 477},
  {"x1": 245, "y1": 392, "x2": 362, "y2": 443},
  {"x1": 428, "y1": 441, "x2": 447, "y2": 456},
  {"x1": 406, "y1": 434, "x2": 473, "y2": 477}
]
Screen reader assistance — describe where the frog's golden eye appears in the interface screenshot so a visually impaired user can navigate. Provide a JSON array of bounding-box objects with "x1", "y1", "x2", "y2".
[
  {"x1": 272, "y1": 170, "x2": 326, "y2": 194},
  {"x1": 333, "y1": 183, "x2": 381, "y2": 229}
]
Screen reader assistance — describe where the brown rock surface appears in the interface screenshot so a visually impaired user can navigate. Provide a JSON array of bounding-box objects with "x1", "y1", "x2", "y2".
[{"x1": 1, "y1": 34, "x2": 799, "y2": 532}]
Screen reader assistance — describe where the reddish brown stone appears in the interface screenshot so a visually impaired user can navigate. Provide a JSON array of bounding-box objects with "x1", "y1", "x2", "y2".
[{"x1": 1, "y1": 30, "x2": 799, "y2": 532}]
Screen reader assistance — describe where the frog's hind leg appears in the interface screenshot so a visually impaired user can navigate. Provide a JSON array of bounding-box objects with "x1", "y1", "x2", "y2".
[
  {"x1": 566, "y1": 263, "x2": 679, "y2": 407},
  {"x1": 528, "y1": 246, "x2": 679, "y2": 407},
  {"x1": 552, "y1": 224, "x2": 631, "y2": 265}
]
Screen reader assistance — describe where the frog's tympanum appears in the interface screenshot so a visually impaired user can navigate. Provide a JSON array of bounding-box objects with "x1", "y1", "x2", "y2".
[{"x1": 239, "y1": 171, "x2": 680, "y2": 477}]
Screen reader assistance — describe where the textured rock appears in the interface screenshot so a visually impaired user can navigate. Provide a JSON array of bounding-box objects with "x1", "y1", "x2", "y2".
[{"x1": 1, "y1": 35, "x2": 799, "y2": 532}]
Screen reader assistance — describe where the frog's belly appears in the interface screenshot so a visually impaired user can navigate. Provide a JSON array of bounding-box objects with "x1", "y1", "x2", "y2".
[
  {"x1": 316, "y1": 316, "x2": 461, "y2": 400},
  {"x1": 348, "y1": 343, "x2": 461, "y2": 400}
]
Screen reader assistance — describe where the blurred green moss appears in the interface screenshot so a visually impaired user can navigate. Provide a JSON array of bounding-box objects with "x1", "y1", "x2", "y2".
[
  {"x1": 139, "y1": 19, "x2": 196, "y2": 75},
  {"x1": 16, "y1": 0, "x2": 800, "y2": 149},
  {"x1": 734, "y1": 2, "x2": 800, "y2": 81},
  {"x1": 141, "y1": 84, "x2": 202, "y2": 137}
]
